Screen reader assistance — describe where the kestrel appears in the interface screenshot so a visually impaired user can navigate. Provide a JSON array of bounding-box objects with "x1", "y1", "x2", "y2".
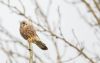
[{"x1": 20, "y1": 20, "x2": 48, "y2": 50}]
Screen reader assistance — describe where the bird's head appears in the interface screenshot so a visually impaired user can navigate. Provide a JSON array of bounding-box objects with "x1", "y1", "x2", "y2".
[
  {"x1": 20, "y1": 20, "x2": 32, "y2": 27},
  {"x1": 20, "y1": 20, "x2": 28, "y2": 27},
  {"x1": 20, "y1": 20, "x2": 32, "y2": 28}
]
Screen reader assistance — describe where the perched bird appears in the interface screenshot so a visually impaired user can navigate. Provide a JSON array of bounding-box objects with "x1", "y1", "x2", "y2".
[{"x1": 20, "y1": 20, "x2": 48, "y2": 50}]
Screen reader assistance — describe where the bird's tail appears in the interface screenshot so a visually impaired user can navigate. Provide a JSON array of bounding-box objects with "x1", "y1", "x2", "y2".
[{"x1": 35, "y1": 40, "x2": 48, "y2": 50}]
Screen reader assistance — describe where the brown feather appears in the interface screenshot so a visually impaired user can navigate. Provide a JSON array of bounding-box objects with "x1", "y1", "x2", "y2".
[{"x1": 20, "y1": 21, "x2": 48, "y2": 50}]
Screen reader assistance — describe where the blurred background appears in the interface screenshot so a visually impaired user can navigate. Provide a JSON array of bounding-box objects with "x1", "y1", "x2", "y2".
[{"x1": 0, "y1": 0, "x2": 100, "y2": 63}]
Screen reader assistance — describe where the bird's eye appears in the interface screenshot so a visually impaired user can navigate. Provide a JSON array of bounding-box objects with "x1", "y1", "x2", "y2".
[{"x1": 22, "y1": 22, "x2": 25, "y2": 24}]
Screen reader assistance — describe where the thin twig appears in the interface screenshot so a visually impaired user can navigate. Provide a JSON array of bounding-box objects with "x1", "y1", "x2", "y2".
[
  {"x1": 93, "y1": 0, "x2": 100, "y2": 11},
  {"x1": 82, "y1": 0, "x2": 100, "y2": 25},
  {"x1": 29, "y1": 43, "x2": 33, "y2": 63}
]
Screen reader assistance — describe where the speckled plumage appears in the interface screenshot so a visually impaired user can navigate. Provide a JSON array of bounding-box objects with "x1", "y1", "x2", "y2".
[{"x1": 20, "y1": 20, "x2": 48, "y2": 50}]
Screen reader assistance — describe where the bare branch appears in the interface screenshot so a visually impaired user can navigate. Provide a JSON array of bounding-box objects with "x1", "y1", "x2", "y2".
[{"x1": 82, "y1": 0, "x2": 100, "y2": 25}]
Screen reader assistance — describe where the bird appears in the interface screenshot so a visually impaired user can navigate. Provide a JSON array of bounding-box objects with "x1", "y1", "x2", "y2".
[{"x1": 20, "y1": 20, "x2": 48, "y2": 50}]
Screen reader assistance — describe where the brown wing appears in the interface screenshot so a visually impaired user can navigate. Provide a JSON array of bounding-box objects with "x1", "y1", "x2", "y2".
[
  {"x1": 20, "y1": 24, "x2": 37, "y2": 40},
  {"x1": 20, "y1": 26, "x2": 28, "y2": 40}
]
